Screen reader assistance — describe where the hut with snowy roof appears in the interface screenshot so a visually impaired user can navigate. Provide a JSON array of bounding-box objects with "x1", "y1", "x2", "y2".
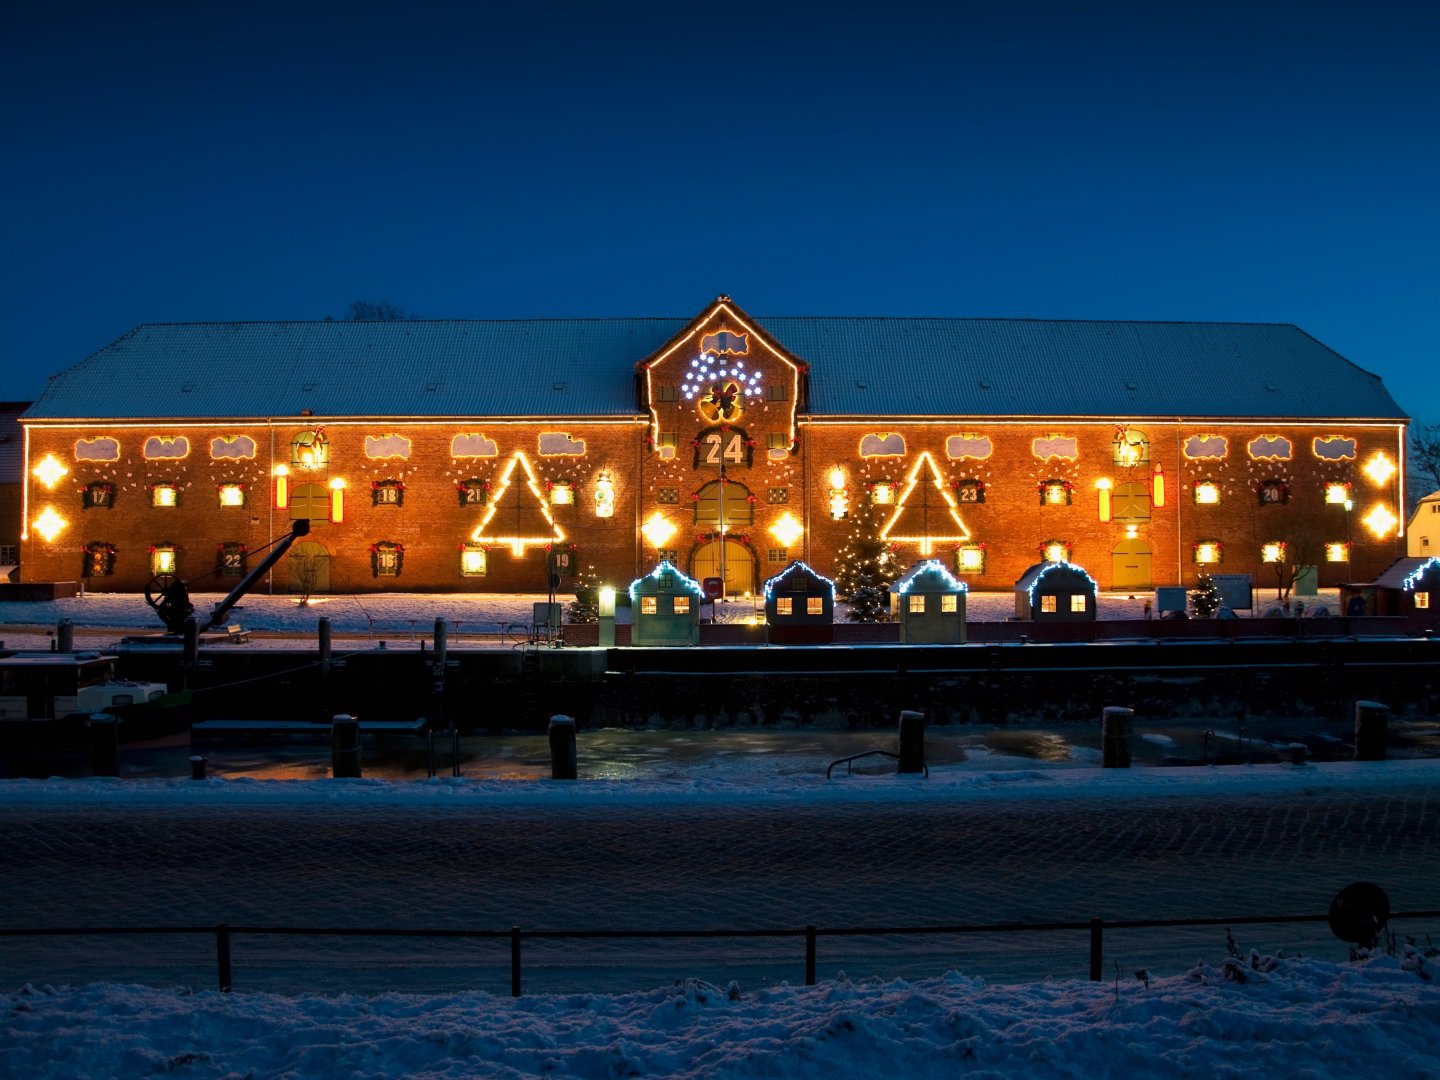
[
  {"x1": 629, "y1": 562, "x2": 702, "y2": 646},
  {"x1": 763, "y1": 561, "x2": 835, "y2": 644},
  {"x1": 1015, "y1": 562, "x2": 1098, "y2": 622},
  {"x1": 892, "y1": 560, "x2": 968, "y2": 644}
]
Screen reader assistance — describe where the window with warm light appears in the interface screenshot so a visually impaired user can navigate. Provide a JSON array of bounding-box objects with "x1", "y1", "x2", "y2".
[
  {"x1": 871, "y1": 483, "x2": 894, "y2": 505},
  {"x1": 1416, "y1": 593, "x2": 1431, "y2": 610},
  {"x1": 460, "y1": 546, "x2": 487, "y2": 577},
  {"x1": 218, "y1": 484, "x2": 245, "y2": 508},
  {"x1": 673, "y1": 596, "x2": 690, "y2": 615},
  {"x1": 1043, "y1": 541, "x2": 1069, "y2": 563},
  {"x1": 1326, "y1": 542, "x2": 1349, "y2": 563},
  {"x1": 1194, "y1": 541, "x2": 1222, "y2": 565},
  {"x1": 152, "y1": 484, "x2": 178, "y2": 507},
  {"x1": 290, "y1": 430, "x2": 328, "y2": 470},
  {"x1": 549, "y1": 483, "x2": 574, "y2": 506},
  {"x1": 1041, "y1": 595, "x2": 1057, "y2": 613},
  {"x1": 767, "y1": 548, "x2": 788, "y2": 564},
  {"x1": 956, "y1": 545, "x2": 985, "y2": 574},
  {"x1": 640, "y1": 596, "x2": 657, "y2": 615},
  {"x1": 1325, "y1": 483, "x2": 1350, "y2": 505},
  {"x1": 908, "y1": 595, "x2": 925, "y2": 614},
  {"x1": 807, "y1": 596, "x2": 823, "y2": 615},
  {"x1": 1070, "y1": 594, "x2": 1088, "y2": 613},
  {"x1": 1262, "y1": 542, "x2": 1286, "y2": 563},
  {"x1": 83, "y1": 542, "x2": 116, "y2": 577},
  {"x1": 941, "y1": 594, "x2": 959, "y2": 613},
  {"x1": 150, "y1": 545, "x2": 176, "y2": 575},
  {"x1": 1042, "y1": 480, "x2": 1070, "y2": 506},
  {"x1": 777, "y1": 597, "x2": 792, "y2": 615},
  {"x1": 1194, "y1": 481, "x2": 1220, "y2": 505}
]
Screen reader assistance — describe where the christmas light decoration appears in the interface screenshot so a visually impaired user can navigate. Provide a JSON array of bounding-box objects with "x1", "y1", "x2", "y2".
[
  {"x1": 1095, "y1": 478, "x2": 1112, "y2": 522},
  {"x1": 682, "y1": 351, "x2": 763, "y2": 421},
  {"x1": 328, "y1": 477, "x2": 346, "y2": 523},
  {"x1": 628, "y1": 560, "x2": 704, "y2": 605},
  {"x1": 1325, "y1": 482, "x2": 1351, "y2": 505},
  {"x1": 1026, "y1": 560, "x2": 1098, "y2": 607},
  {"x1": 150, "y1": 545, "x2": 176, "y2": 575},
  {"x1": 1194, "y1": 541, "x2": 1222, "y2": 564},
  {"x1": 142, "y1": 436, "x2": 190, "y2": 460},
  {"x1": 594, "y1": 472, "x2": 615, "y2": 517},
  {"x1": 460, "y1": 546, "x2": 487, "y2": 576},
  {"x1": 1114, "y1": 427, "x2": 1147, "y2": 466},
  {"x1": 1152, "y1": 464, "x2": 1165, "y2": 507},
  {"x1": 956, "y1": 544, "x2": 986, "y2": 572},
  {"x1": 1194, "y1": 481, "x2": 1220, "y2": 505},
  {"x1": 152, "y1": 485, "x2": 177, "y2": 508},
  {"x1": 470, "y1": 451, "x2": 566, "y2": 555},
  {"x1": 1312, "y1": 436, "x2": 1357, "y2": 461},
  {"x1": 1262, "y1": 542, "x2": 1286, "y2": 563},
  {"x1": 219, "y1": 483, "x2": 245, "y2": 507},
  {"x1": 32, "y1": 506, "x2": 66, "y2": 542},
  {"x1": 828, "y1": 468, "x2": 848, "y2": 520},
  {"x1": 32, "y1": 454, "x2": 69, "y2": 489},
  {"x1": 1401, "y1": 557, "x2": 1440, "y2": 592},
  {"x1": 1325, "y1": 542, "x2": 1350, "y2": 562},
  {"x1": 1363, "y1": 452, "x2": 1396, "y2": 486},
  {"x1": 1042, "y1": 540, "x2": 1069, "y2": 563},
  {"x1": 895, "y1": 559, "x2": 967, "y2": 595},
  {"x1": 769, "y1": 511, "x2": 804, "y2": 548},
  {"x1": 641, "y1": 512, "x2": 677, "y2": 549},
  {"x1": 1362, "y1": 504, "x2": 1397, "y2": 538},
  {"x1": 1248, "y1": 436, "x2": 1293, "y2": 461},
  {"x1": 762, "y1": 561, "x2": 837, "y2": 603},
  {"x1": 880, "y1": 451, "x2": 971, "y2": 556},
  {"x1": 273, "y1": 465, "x2": 289, "y2": 508},
  {"x1": 1182, "y1": 434, "x2": 1228, "y2": 460}
]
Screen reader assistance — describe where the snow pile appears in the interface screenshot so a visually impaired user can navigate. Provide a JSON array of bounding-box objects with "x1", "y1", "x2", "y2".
[{"x1": 4, "y1": 954, "x2": 1437, "y2": 1079}]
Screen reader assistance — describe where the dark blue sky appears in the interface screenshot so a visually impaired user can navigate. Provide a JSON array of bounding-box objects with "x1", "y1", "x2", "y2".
[{"x1": 2, "y1": 1, "x2": 1435, "y2": 420}]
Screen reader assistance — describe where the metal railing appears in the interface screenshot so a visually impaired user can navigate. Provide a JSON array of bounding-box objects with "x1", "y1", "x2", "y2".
[{"x1": 4, "y1": 908, "x2": 1437, "y2": 996}]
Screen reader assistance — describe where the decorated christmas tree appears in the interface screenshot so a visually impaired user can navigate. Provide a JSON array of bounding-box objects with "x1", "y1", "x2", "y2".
[
  {"x1": 1190, "y1": 569, "x2": 1222, "y2": 618},
  {"x1": 568, "y1": 564, "x2": 601, "y2": 623},
  {"x1": 834, "y1": 499, "x2": 899, "y2": 622}
]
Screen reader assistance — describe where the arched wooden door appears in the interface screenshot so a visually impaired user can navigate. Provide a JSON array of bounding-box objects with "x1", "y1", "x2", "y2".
[
  {"x1": 287, "y1": 540, "x2": 331, "y2": 594},
  {"x1": 690, "y1": 539, "x2": 755, "y2": 597},
  {"x1": 1111, "y1": 538, "x2": 1151, "y2": 590}
]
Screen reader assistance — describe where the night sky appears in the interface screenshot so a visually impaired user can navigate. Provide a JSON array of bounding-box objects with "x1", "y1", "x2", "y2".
[{"x1": 2, "y1": 2, "x2": 1435, "y2": 421}]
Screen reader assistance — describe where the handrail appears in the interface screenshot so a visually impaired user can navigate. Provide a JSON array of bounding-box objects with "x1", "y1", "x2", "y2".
[
  {"x1": 6, "y1": 908, "x2": 1436, "y2": 996},
  {"x1": 827, "y1": 749, "x2": 928, "y2": 778}
]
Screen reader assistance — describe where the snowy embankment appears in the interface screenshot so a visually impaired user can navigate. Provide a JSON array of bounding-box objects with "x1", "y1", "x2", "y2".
[{"x1": 4, "y1": 954, "x2": 1438, "y2": 1080}]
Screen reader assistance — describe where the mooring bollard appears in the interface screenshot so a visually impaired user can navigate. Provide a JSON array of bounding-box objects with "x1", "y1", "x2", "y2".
[
  {"x1": 331, "y1": 713, "x2": 362, "y2": 778},
  {"x1": 318, "y1": 617, "x2": 332, "y2": 674},
  {"x1": 548, "y1": 714, "x2": 577, "y2": 780},
  {"x1": 56, "y1": 618, "x2": 74, "y2": 653},
  {"x1": 1354, "y1": 701, "x2": 1389, "y2": 761},
  {"x1": 1102, "y1": 706, "x2": 1133, "y2": 768},
  {"x1": 183, "y1": 616, "x2": 199, "y2": 667},
  {"x1": 190, "y1": 755, "x2": 208, "y2": 780},
  {"x1": 89, "y1": 713, "x2": 119, "y2": 777},
  {"x1": 897, "y1": 710, "x2": 925, "y2": 774}
]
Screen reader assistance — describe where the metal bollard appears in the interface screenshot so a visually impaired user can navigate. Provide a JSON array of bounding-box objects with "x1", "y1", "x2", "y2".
[
  {"x1": 548, "y1": 715, "x2": 577, "y2": 780},
  {"x1": 1354, "y1": 701, "x2": 1388, "y2": 761},
  {"x1": 89, "y1": 713, "x2": 120, "y2": 777},
  {"x1": 183, "y1": 617, "x2": 199, "y2": 667},
  {"x1": 331, "y1": 713, "x2": 362, "y2": 778},
  {"x1": 190, "y1": 755, "x2": 208, "y2": 780},
  {"x1": 1102, "y1": 706, "x2": 1133, "y2": 768},
  {"x1": 56, "y1": 619, "x2": 74, "y2": 653},
  {"x1": 897, "y1": 710, "x2": 925, "y2": 774}
]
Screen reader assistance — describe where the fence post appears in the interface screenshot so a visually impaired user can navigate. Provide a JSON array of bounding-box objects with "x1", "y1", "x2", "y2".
[
  {"x1": 89, "y1": 713, "x2": 120, "y2": 777},
  {"x1": 216, "y1": 923, "x2": 232, "y2": 992},
  {"x1": 1354, "y1": 701, "x2": 1388, "y2": 761},
  {"x1": 897, "y1": 711, "x2": 925, "y2": 774},
  {"x1": 1102, "y1": 707, "x2": 1133, "y2": 768},
  {"x1": 805, "y1": 926, "x2": 817, "y2": 986},
  {"x1": 510, "y1": 925, "x2": 522, "y2": 997},
  {"x1": 1089, "y1": 917, "x2": 1103, "y2": 981},
  {"x1": 548, "y1": 715, "x2": 577, "y2": 780},
  {"x1": 331, "y1": 714, "x2": 361, "y2": 778}
]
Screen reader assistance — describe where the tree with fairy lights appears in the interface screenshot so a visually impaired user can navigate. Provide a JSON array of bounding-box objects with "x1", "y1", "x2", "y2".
[
  {"x1": 1190, "y1": 569, "x2": 1222, "y2": 618},
  {"x1": 567, "y1": 564, "x2": 601, "y2": 623},
  {"x1": 834, "y1": 499, "x2": 899, "y2": 622}
]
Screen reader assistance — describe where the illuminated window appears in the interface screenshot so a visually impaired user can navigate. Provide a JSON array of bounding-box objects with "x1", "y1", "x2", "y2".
[
  {"x1": 767, "y1": 548, "x2": 788, "y2": 564},
  {"x1": 83, "y1": 542, "x2": 116, "y2": 577},
  {"x1": 657, "y1": 488, "x2": 679, "y2": 504},
  {"x1": 777, "y1": 597, "x2": 793, "y2": 615},
  {"x1": 1326, "y1": 542, "x2": 1349, "y2": 563},
  {"x1": 82, "y1": 483, "x2": 114, "y2": 509},
  {"x1": 657, "y1": 432, "x2": 677, "y2": 451},
  {"x1": 460, "y1": 546, "x2": 487, "y2": 577},
  {"x1": 1194, "y1": 541, "x2": 1222, "y2": 565},
  {"x1": 151, "y1": 484, "x2": 178, "y2": 508},
  {"x1": 1417, "y1": 593, "x2": 1431, "y2": 610},
  {"x1": 218, "y1": 483, "x2": 245, "y2": 508},
  {"x1": 372, "y1": 481, "x2": 404, "y2": 506},
  {"x1": 1194, "y1": 481, "x2": 1220, "y2": 505},
  {"x1": 673, "y1": 596, "x2": 690, "y2": 615},
  {"x1": 1070, "y1": 594, "x2": 1088, "y2": 613},
  {"x1": 767, "y1": 432, "x2": 790, "y2": 451},
  {"x1": 217, "y1": 542, "x2": 247, "y2": 578},
  {"x1": 908, "y1": 595, "x2": 925, "y2": 614},
  {"x1": 549, "y1": 483, "x2": 574, "y2": 506},
  {"x1": 641, "y1": 596, "x2": 658, "y2": 615},
  {"x1": 768, "y1": 488, "x2": 789, "y2": 504},
  {"x1": 658, "y1": 548, "x2": 678, "y2": 565},
  {"x1": 654, "y1": 384, "x2": 678, "y2": 402},
  {"x1": 1041, "y1": 480, "x2": 1071, "y2": 506},
  {"x1": 1262, "y1": 542, "x2": 1286, "y2": 564},
  {"x1": 1325, "y1": 483, "x2": 1350, "y2": 505},
  {"x1": 871, "y1": 483, "x2": 895, "y2": 505},
  {"x1": 372, "y1": 542, "x2": 402, "y2": 577},
  {"x1": 290, "y1": 430, "x2": 328, "y2": 470},
  {"x1": 1113, "y1": 428, "x2": 1150, "y2": 467},
  {"x1": 955, "y1": 479, "x2": 985, "y2": 503},
  {"x1": 941, "y1": 594, "x2": 958, "y2": 613},
  {"x1": 1042, "y1": 541, "x2": 1070, "y2": 563},
  {"x1": 150, "y1": 544, "x2": 176, "y2": 575},
  {"x1": 956, "y1": 545, "x2": 986, "y2": 574},
  {"x1": 807, "y1": 596, "x2": 824, "y2": 615},
  {"x1": 1041, "y1": 596, "x2": 1057, "y2": 613}
]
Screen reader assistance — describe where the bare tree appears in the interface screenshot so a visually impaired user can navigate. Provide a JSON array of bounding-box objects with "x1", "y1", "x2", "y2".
[
  {"x1": 345, "y1": 300, "x2": 413, "y2": 321},
  {"x1": 290, "y1": 553, "x2": 323, "y2": 606},
  {"x1": 1410, "y1": 422, "x2": 1440, "y2": 500}
]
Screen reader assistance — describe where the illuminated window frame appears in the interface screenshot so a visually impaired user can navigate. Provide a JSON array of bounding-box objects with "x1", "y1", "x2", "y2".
[
  {"x1": 1041, "y1": 595, "x2": 1058, "y2": 613},
  {"x1": 908, "y1": 594, "x2": 925, "y2": 614},
  {"x1": 1041, "y1": 540, "x2": 1071, "y2": 563},
  {"x1": 150, "y1": 543, "x2": 176, "y2": 575},
  {"x1": 151, "y1": 484, "x2": 178, "y2": 508},
  {"x1": 641, "y1": 596, "x2": 658, "y2": 615},
  {"x1": 218, "y1": 483, "x2": 246, "y2": 508},
  {"x1": 941, "y1": 594, "x2": 959, "y2": 613},
  {"x1": 1193, "y1": 540, "x2": 1223, "y2": 565},
  {"x1": 459, "y1": 545, "x2": 487, "y2": 577},
  {"x1": 673, "y1": 596, "x2": 691, "y2": 615},
  {"x1": 870, "y1": 482, "x2": 895, "y2": 505},
  {"x1": 806, "y1": 596, "x2": 824, "y2": 615},
  {"x1": 549, "y1": 482, "x2": 575, "y2": 506},
  {"x1": 1070, "y1": 594, "x2": 1088, "y2": 613},
  {"x1": 1040, "y1": 480, "x2": 1072, "y2": 506},
  {"x1": 1262, "y1": 542, "x2": 1286, "y2": 564},
  {"x1": 1324, "y1": 482, "x2": 1351, "y2": 506},
  {"x1": 1193, "y1": 481, "x2": 1221, "y2": 505},
  {"x1": 955, "y1": 544, "x2": 986, "y2": 574},
  {"x1": 290, "y1": 430, "x2": 328, "y2": 471},
  {"x1": 1325, "y1": 542, "x2": 1350, "y2": 563},
  {"x1": 83, "y1": 541, "x2": 116, "y2": 578},
  {"x1": 776, "y1": 597, "x2": 792, "y2": 616}
]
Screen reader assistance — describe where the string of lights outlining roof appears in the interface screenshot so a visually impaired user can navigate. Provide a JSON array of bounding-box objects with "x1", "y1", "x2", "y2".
[
  {"x1": 1401, "y1": 557, "x2": 1440, "y2": 592},
  {"x1": 895, "y1": 559, "x2": 968, "y2": 595},
  {"x1": 761, "y1": 561, "x2": 837, "y2": 603},
  {"x1": 1026, "y1": 561, "x2": 1099, "y2": 605},
  {"x1": 628, "y1": 560, "x2": 705, "y2": 604}
]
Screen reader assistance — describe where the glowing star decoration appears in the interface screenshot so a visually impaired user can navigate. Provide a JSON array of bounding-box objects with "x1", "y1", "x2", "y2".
[
  {"x1": 641, "y1": 513, "x2": 677, "y2": 549},
  {"x1": 1362, "y1": 504, "x2": 1397, "y2": 538},
  {"x1": 32, "y1": 506, "x2": 67, "y2": 542},
  {"x1": 879, "y1": 451, "x2": 971, "y2": 556},
  {"x1": 1363, "y1": 452, "x2": 1396, "y2": 487},
  {"x1": 469, "y1": 451, "x2": 565, "y2": 556},
  {"x1": 273, "y1": 465, "x2": 289, "y2": 508},
  {"x1": 31, "y1": 454, "x2": 68, "y2": 489},
  {"x1": 593, "y1": 472, "x2": 615, "y2": 518},
  {"x1": 682, "y1": 351, "x2": 763, "y2": 422},
  {"x1": 1095, "y1": 478, "x2": 1113, "y2": 522},
  {"x1": 769, "y1": 512, "x2": 804, "y2": 548},
  {"x1": 328, "y1": 478, "x2": 346, "y2": 523}
]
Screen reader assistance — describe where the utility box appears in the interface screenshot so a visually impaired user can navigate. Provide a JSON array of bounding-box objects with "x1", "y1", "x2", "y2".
[{"x1": 894, "y1": 560, "x2": 968, "y2": 644}]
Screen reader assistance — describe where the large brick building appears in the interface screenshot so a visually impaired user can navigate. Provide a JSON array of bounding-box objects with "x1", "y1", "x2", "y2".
[{"x1": 19, "y1": 297, "x2": 1409, "y2": 596}]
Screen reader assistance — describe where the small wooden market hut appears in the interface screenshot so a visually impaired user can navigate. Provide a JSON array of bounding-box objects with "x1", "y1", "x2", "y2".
[
  {"x1": 1015, "y1": 561, "x2": 1098, "y2": 622},
  {"x1": 893, "y1": 560, "x2": 968, "y2": 644},
  {"x1": 763, "y1": 561, "x2": 836, "y2": 644},
  {"x1": 1402, "y1": 557, "x2": 1440, "y2": 619},
  {"x1": 629, "y1": 561, "x2": 703, "y2": 646}
]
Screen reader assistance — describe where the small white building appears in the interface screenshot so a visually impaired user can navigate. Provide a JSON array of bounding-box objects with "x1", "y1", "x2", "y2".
[{"x1": 1408, "y1": 489, "x2": 1440, "y2": 558}]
